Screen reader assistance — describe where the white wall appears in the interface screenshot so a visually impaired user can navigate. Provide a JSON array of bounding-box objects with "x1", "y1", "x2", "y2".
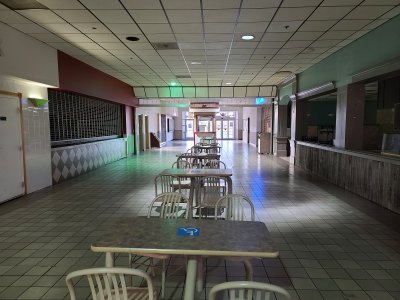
[
  {"x1": 0, "y1": 24, "x2": 59, "y2": 194},
  {"x1": 0, "y1": 76, "x2": 53, "y2": 193},
  {"x1": 243, "y1": 107, "x2": 261, "y2": 146},
  {"x1": 0, "y1": 23, "x2": 59, "y2": 87},
  {"x1": 135, "y1": 107, "x2": 178, "y2": 147}
]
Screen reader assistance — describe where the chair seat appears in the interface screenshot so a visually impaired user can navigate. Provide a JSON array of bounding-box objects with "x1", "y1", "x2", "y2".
[{"x1": 172, "y1": 179, "x2": 191, "y2": 187}]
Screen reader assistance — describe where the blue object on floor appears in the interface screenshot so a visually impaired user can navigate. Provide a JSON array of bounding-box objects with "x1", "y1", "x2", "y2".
[{"x1": 176, "y1": 227, "x2": 200, "y2": 236}]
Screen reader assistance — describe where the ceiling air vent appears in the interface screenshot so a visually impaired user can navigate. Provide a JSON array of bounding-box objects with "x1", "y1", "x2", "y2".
[
  {"x1": 152, "y1": 42, "x2": 179, "y2": 50},
  {"x1": 0, "y1": 0, "x2": 48, "y2": 10},
  {"x1": 175, "y1": 75, "x2": 192, "y2": 79}
]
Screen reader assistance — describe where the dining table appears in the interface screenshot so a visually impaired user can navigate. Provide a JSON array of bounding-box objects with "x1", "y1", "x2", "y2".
[
  {"x1": 176, "y1": 152, "x2": 221, "y2": 167},
  {"x1": 91, "y1": 217, "x2": 279, "y2": 300}
]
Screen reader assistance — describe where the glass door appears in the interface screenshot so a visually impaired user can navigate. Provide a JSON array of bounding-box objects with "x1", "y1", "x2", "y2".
[{"x1": 216, "y1": 121, "x2": 222, "y2": 139}]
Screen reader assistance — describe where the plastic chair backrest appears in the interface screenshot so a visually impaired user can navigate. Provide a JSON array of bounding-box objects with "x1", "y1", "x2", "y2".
[
  {"x1": 66, "y1": 267, "x2": 155, "y2": 300},
  {"x1": 204, "y1": 159, "x2": 226, "y2": 169},
  {"x1": 147, "y1": 192, "x2": 189, "y2": 219},
  {"x1": 154, "y1": 174, "x2": 181, "y2": 196},
  {"x1": 209, "y1": 281, "x2": 291, "y2": 300},
  {"x1": 172, "y1": 160, "x2": 192, "y2": 169},
  {"x1": 214, "y1": 194, "x2": 255, "y2": 221}
]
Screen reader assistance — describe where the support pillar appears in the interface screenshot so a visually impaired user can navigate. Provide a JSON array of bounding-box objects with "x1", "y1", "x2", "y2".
[
  {"x1": 274, "y1": 103, "x2": 289, "y2": 157},
  {"x1": 334, "y1": 83, "x2": 365, "y2": 150}
]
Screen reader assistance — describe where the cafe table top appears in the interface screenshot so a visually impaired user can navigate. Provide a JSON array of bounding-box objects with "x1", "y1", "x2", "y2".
[
  {"x1": 159, "y1": 168, "x2": 232, "y2": 178},
  {"x1": 91, "y1": 218, "x2": 278, "y2": 258}
]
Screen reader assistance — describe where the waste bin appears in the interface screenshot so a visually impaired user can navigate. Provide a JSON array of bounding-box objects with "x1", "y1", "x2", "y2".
[{"x1": 257, "y1": 132, "x2": 270, "y2": 154}]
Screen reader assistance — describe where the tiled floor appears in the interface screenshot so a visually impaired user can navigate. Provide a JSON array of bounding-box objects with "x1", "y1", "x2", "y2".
[{"x1": 0, "y1": 141, "x2": 399, "y2": 300}]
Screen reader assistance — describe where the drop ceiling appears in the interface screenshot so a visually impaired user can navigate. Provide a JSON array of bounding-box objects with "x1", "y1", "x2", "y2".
[{"x1": 0, "y1": 0, "x2": 399, "y2": 88}]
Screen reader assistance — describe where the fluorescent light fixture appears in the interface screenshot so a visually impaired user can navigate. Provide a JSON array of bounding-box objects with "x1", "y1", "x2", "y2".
[
  {"x1": 225, "y1": 82, "x2": 232, "y2": 85},
  {"x1": 170, "y1": 81, "x2": 177, "y2": 86},
  {"x1": 191, "y1": 61, "x2": 201, "y2": 65},
  {"x1": 241, "y1": 35, "x2": 254, "y2": 40}
]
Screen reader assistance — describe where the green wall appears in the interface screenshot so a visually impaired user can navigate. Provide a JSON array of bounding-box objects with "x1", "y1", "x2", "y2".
[
  {"x1": 279, "y1": 84, "x2": 293, "y2": 105},
  {"x1": 126, "y1": 134, "x2": 135, "y2": 155},
  {"x1": 298, "y1": 15, "x2": 400, "y2": 91}
]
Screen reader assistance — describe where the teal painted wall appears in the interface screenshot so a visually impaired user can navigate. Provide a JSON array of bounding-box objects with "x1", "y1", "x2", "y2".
[
  {"x1": 298, "y1": 15, "x2": 400, "y2": 91},
  {"x1": 278, "y1": 83, "x2": 293, "y2": 105}
]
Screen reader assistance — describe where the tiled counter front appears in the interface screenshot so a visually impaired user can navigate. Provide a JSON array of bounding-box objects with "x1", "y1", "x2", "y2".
[
  {"x1": 51, "y1": 138, "x2": 127, "y2": 183},
  {"x1": 296, "y1": 142, "x2": 400, "y2": 213}
]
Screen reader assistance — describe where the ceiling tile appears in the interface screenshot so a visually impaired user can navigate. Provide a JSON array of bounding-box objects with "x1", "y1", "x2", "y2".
[
  {"x1": 361, "y1": 0, "x2": 399, "y2": 4},
  {"x1": 19, "y1": 10, "x2": 65, "y2": 23},
  {"x1": 30, "y1": 33, "x2": 66, "y2": 43},
  {"x1": 311, "y1": 39, "x2": 340, "y2": 47},
  {"x1": 204, "y1": 23, "x2": 235, "y2": 33},
  {"x1": 128, "y1": 10, "x2": 168, "y2": 23},
  {"x1": 236, "y1": 22, "x2": 268, "y2": 33},
  {"x1": 37, "y1": 0, "x2": 85, "y2": 9},
  {"x1": 139, "y1": 24, "x2": 173, "y2": 34},
  {"x1": 319, "y1": 30, "x2": 355, "y2": 40},
  {"x1": 60, "y1": 33, "x2": 93, "y2": 43},
  {"x1": 344, "y1": 6, "x2": 393, "y2": 19},
  {"x1": 8, "y1": 23, "x2": 49, "y2": 34},
  {"x1": 161, "y1": 0, "x2": 200, "y2": 9},
  {"x1": 233, "y1": 41, "x2": 260, "y2": 48},
  {"x1": 284, "y1": 40, "x2": 313, "y2": 48},
  {"x1": 86, "y1": 33, "x2": 121, "y2": 43},
  {"x1": 321, "y1": 0, "x2": 362, "y2": 5},
  {"x1": 205, "y1": 34, "x2": 233, "y2": 42},
  {"x1": 204, "y1": 9, "x2": 238, "y2": 22},
  {"x1": 379, "y1": 6, "x2": 400, "y2": 19},
  {"x1": 79, "y1": 0, "x2": 123, "y2": 9},
  {"x1": 74, "y1": 42, "x2": 104, "y2": 50},
  {"x1": 267, "y1": 21, "x2": 303, "y2": 32},
  {"x1": 92, "y1": 10, "x2": 133, "y2": 23},
  {"x1": 274, "y1": 7, "x2": 315, "y2": 21},
  {"x1": 106, "y1": 23, "x2": 141, "y2": 34},
  {"x1": 121, "y1": 0, "x2": 162, "y2": 9},
  {"x1": 175, "y1": 34, "x2": 204, "y2": 42},
  {"x1": 262, "y1": 32, "x2": 292, "y2": 41},
  {"x1": 0, "y1": 10, "x2": 31, "y2": 23},
  {"x1": 166, "y1": 10, "x2": 202, "y2": 23},
  {"x1": 331, "y1": 19, "x2": 371, "y2": 30},
  {"x1": 238, "y1": 8, "x2": 276, "y2": 22},
  {"x1": 281, "y1": 0, "x2": 322, "y2": 7},
  {"x1": 54, "y1": 10, "x2": 98, "y2": 23},
  {"x1": 171, "y1": 23, "x2": 203, "y2": 34},
  {"x1": 291, "y1": 31, "x2": 321, "y2": 40},
  {"x1": 257, "y1": 41, "x2": 286, "y2": 48},
  {"x1": 242, "y1": 0, "x2": 281, "y2": 8},
  {"x1": 98, "y1": 42, "x2": 128, "y2": 50},
  {"x1": 309, "y1": 6, "x2": 354, "y2": 20},
  {"x1": 203, "y1": 0, "x2": 241, "y2": 9},
  {"x1": 74, "y1": 23, "x2": 111, "y2": 34},
  {"x1": 43, "y1": 23, "x2": 80, "y2": 34},
  {"x1": 299, "y1": 20, "x2": 337, "y2": 31}
]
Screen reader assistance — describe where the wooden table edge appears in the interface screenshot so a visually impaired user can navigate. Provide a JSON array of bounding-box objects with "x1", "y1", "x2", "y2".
[{"x1": 91, "y1": 245, "x2": 279, "y2": 258}]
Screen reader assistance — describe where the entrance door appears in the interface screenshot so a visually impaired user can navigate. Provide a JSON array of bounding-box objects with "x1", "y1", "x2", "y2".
[
  {"x1": 138, "y1": 114, "x2": 144, "y2": 151},
  {"x1": 216, "y1": 120, "x2": 235, "y2": 139},
  {"x1": 0, "y1": 93, "x2": 25, "y2": 203}
]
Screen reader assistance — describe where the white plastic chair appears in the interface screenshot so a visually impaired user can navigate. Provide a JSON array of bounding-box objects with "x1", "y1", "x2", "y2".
[
  {"x1": 196, "y1": 176, "x2": 228, "y2": 218},
  {"x1": 214, "y1": 194, "x2": 256, "y2": 281},
  {"x1": 130, "y1": 192, "x2": 188, "y2": 299},
  {"x1": 204, "y1": 159, "x2": 226, "y2": 169},
  {"x1": 209, "y1": 281, "x2": 291, "y2": 300},
  {"x1": 214, "y1": 194, "x2": 255, "y2": 221},
  {"x1": 154, "y1": 174, "x2": 182, "y2": 196},
  {"x1": 66, "y1": 267, "x2": 156, "y2": 300}
]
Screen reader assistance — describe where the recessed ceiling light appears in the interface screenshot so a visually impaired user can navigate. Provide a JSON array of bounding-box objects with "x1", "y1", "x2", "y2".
[
  {"x1": 191, "y1": 61, "x2": 201, "y2": 65},
  {"x1": 126, "y1": 36, "x2": 140, "y2": 42},
  {"x1": 241, "y1": 35, "x2": 254, "y2": 41},
  {"x1": 226, "y1": 82, "x2": 232, "y2": 85}
]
